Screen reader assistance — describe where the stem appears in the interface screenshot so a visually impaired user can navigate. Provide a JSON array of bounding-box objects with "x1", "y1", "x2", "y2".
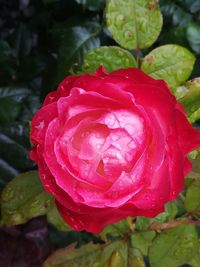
[
  {"x1": 136, "y1": 45, "x2": 140, "y2": 68},
  {"x1": 179, "y1": 193, "x2": 185, "y2": 202},
  {"x1": 150, "y1": 219, "x2": 189, "y2": 231}
]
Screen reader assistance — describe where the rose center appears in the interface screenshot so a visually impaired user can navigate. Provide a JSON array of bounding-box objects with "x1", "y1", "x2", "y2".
[{"x1": 72, "y1": 110, "x2": 145, "y2": 179}]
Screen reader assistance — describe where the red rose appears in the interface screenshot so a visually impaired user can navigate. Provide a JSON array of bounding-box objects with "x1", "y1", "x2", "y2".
[{"x1": 30, "y1": 67, "x2": 200, "y2": 233}]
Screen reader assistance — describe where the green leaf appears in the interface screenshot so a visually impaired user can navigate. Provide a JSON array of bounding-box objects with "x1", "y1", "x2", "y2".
[
  {"x1": 190, "y1": 158, "x2": 200, "y2": 174},
  {"x1": 10, "y1": 24, "x2": 33, "y2": 59},
  {"x1": 82, "y1": 46, "x2": 137, "y2": 73},
  {"x1": 42, "y1": 240, "x2": 128, "y2": 267},
  {"x1": 0, "y1": 87, "x2": 30, "y2": 123},
  {"x1": 155, "y1": 202, "x2": 178, "y2": 222},
  {"x1": 57, "y1": 22, "x2": 101, "y2": 82},
  {"x1": 187, "y1": 23, "x2": 200, "y2": 54},
  {"x1": 0, "y1": 131, "x2": 33, "y2": 172},
  {"x1": 0, "y1": 87, "x2": 30, "y2": 102},
  {"x1": 0, "y1": 98, "x2": 20, "y2": 123},
  {"x1": 105, "y1": 0, "x2": 163, "y2": 49},
  {"x1": 160, "y1": 27, "x2": 188, "y2": 47},
  {"x1": 180, "y1": 0, "x2": 200, "y2": 13},
  {"x1": 1, "y1": 171, "x2": 53, "y2": 225},
  {"x1": 0, "y1": 159, "x2": 18, "y2": 189},
  {"x1": 136, "y1": 216, "x2": 151, "y2": 231},
  {"x1": 189, "y1": 148, "x2": 200, "y2": 159},
  {"x1": 141, "y1": 44, "x2": 195, "y2": 88},
  {"x1": 47, "y1": 204, "x2": 72, "y2": 232},
  {"x1": 106, "y1": 241, "x2": 128, "y2": 266},
  {"x1": 99, "y1": 218, "x2": 131, "y2": 241},
  {"x1": 178, "y1": 78, "x2": 200, "y2": 123},
  {"x1": 0, "y1": 41, "x2": 13, "y2": 65},
  {"x1": 184, "y1": 182, "x2": 200, "y2": 212},
  {"x1": 0, "y1": 121, "x2": 34, "y2": 189},
  {"x1": 75, "y1": 0, "x2": 105, "y2": 11},
  {"x1": 128, "y1": 247, "x2": 145, "y2": 267},
  {"x1": 149, "y1": 225, "x2": 200, "y2": 267},
  {"x1": 131, "y1": 231, "x2": 156, "y2": 256}
]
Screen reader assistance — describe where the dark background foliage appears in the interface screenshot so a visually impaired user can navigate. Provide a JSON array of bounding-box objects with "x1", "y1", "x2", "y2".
[{"x1": 0, "y1": 0, "x2": 200, "y2": 266}]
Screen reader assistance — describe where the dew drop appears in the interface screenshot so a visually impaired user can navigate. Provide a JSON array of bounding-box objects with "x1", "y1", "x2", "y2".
[{"x1": 35, "y1": 120, "x2": 44, "y2": 130}]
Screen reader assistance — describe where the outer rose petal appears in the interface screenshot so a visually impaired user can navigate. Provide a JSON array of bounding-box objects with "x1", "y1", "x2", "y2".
[
  {"x1": 130, "y1": 156, "x2": 171, "y2": 210},
  {"x1": 43, "y1": 76, "x2": 78, "y2": 106},
  {"x1": 56, "y1": 200, "x2": 163, "y2": 233},
  {"x1": 30, "y1": 102, "x2": 57, "y2": 145}
]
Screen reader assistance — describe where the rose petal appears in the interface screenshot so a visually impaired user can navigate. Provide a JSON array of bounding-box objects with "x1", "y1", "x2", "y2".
[{"x1": 30, "y1": 102, "x2": 57, "y2": 145}]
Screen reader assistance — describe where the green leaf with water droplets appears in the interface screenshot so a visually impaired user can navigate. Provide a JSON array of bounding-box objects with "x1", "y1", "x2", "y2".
[
  {"x1": 178, "y1": 78, "x2": 200, "y2": 123},
  {"x1": 128, "y1": 247, "x2": 146, "y2": 267},
  {"x1": 189, "y1": 148, "x2": 200, "y2": 159},
  {"x1": 1, "y1": 171, "x2": 53, "y2": 225},
  {"x1": 184, "y1": 182, "x2": 200, "y2": 212},
  {"x1": 141, "y1": 45, "x2": 195, "y2": 88},
  {"x1": 149, "y1": 224, "x2": 200, "y2": 267},
  {"x1": 190, "y1": 158, "x2": 200, "y2": 174},
  {"x1": 187, "y1": 22, "x2": 200, "y2": 54},
  {"x1": 105, "y1": 0, "x2": 163, "y2": 50},
  {"x1": 57, "y1": 22, "x2": 101, "y2": 81},
  {"x1": 47, "y1": 204, "x2": 72, "y2": 232},
  {"x1": 99, "y1": 218, "x2": 132, "y2": 241},
  {"x1": 131, "y1": 231, "x2": 156, "y2": 256},
  {"x1": 135, "y1": 216, "x2": 152, "y2": 231},
  {"x1": 82, "y1": 46, "x2": 137, "y2": 73},
  {"x1": 154, "y1": 202, "x2": 178, "y2": 223},
  {"x1": 43, "y1": 240, "x2": 128, "y2": 267},
  {"x1": 0, "y1": 87, "x2": 30, "y2": 123}
]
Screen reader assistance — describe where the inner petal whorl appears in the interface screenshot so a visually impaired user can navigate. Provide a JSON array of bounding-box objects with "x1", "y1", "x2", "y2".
[{"x1": 70, "y1": 109, "x2": 145, "y2": 180}]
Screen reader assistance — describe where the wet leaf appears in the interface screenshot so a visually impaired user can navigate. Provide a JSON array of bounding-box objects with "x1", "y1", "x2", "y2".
[
  {"x1": 141, "y1": 44, "x2": 195, "y2": 88},
  {"x1": 99, "y1": 218, "x2": 131, "y2": 241},
  {"x1": 187, "y1": 23, "x2": 200, "y2": 55},
  {"x1": 47, "y1": 204, "x2": 72, "y2": 232},
  {"x1": 57, "y1": 22, "x2": 101, "y2": 81},
  {"x1": 0, "y1": 87, "x2": 30, "y2": 123},
  {"x1": 10, "y1": 24, "x2": 33, "y2": 59},
  {"x1": 136, "y1": 216, "x2": 151, "y2": 231},
  {"x1": 184, "y1": 182, "x2": 200, "y2": 212},
  {"x1": 0, "y1": 41, "x2": 13, "y2": 65},
  {"x1": 0, "y1": 159, "x2": 19, "y2": 190},
  {"x1": 82, "y1": 46, "x2": 136, "y2": 73},
  {"x1": 105, "y1": 0, "x2": 163, "y2": 49},
  {"x1": 0, "y1": 131, "x2": 33, "y2": 172},
  {"x1": 149, "y1": 225, "x2": 200, "y2": 267},
  {"x1": 43, "y1": 240, "x2": 128, "y2": 267},
  {"x1": 128, "y1": 247, "x2": 146, "y2": 267},
  {"x1": 1, "y1": 171, "x2": 53, "y2": 225},
  {"x1": 178, "y1": 78, "x2": 200, "y2": 123},
  {"x1": 0, "y1": 121, "x2": 34, "y2": 190},
  {"x1": 131, "y1": 231, "x2": 156, "y2": 256},
  {"x1": 154, "y1": 202, "x2": 178, "y2": 222},
  {"x1": 0, "y1": 98, "x2": 20, "y2": 123}
]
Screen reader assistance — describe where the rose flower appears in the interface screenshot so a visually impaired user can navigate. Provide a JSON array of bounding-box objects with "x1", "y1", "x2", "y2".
[{"x1": 30, "y1": 67, "x2": 200, "y2": 233}]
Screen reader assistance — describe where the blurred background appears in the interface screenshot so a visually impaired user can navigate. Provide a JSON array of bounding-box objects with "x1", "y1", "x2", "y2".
[{"x1": 0, "y1": 0, "x2": 200, "y2": 266}]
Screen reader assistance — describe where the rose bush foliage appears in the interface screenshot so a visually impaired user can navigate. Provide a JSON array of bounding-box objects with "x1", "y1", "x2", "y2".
[{"x1": 30, "y1": 67, "x2": 200, "y2": 233}]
